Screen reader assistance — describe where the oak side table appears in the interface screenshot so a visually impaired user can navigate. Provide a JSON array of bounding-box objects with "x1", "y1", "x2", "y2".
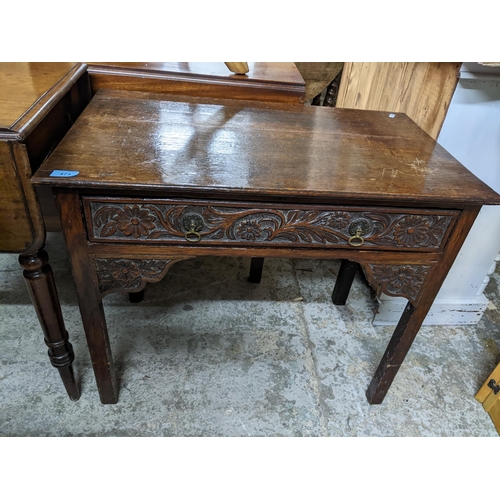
[{"x1": 32, "y1": 89, "x2": 500, "y2": 405}]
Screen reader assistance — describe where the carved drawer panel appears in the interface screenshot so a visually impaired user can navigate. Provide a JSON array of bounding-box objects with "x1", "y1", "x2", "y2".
[{"x1": 83, "y1": 197, "x2": 458, "y2": 251}]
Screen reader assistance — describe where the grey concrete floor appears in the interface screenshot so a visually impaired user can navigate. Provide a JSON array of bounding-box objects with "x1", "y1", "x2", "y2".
[{"x1": 0, "y1": 232, "x2": 499, "y2": 436}]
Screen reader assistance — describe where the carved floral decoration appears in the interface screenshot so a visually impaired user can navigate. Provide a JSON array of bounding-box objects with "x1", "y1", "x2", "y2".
[
  {"x1": 90, "y1": 201, "x2": 454, "y2": 249},
  {"x1": 393, "y1": 216, "x2": 433, "y2": 247},
  {"x1": 94, "y1": 258, "x2": 182, "y2": 294},
  {"x1": 367, "y1": 264, "x2": 432, "y2": 304},
  {"x1": 236, "y1": 220, "x2": 262, "y2": 240},
  {"x1": 95, "y1": 205, "x2": 156, "y2": 238},
  {"x1": 320, "y1": 211, "x2": 351, "y2": 229}
]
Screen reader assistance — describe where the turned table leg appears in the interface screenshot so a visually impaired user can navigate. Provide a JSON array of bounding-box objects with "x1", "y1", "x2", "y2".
[
  {"x1": 331, "y1": 259, "x2": 360, "y2": 305},
  {"x1": 248, "y1": 257, "x2": 264, "y2": 283},
  {"x1": 19, "y1": 249, "x2": 80, "y2": 401}
]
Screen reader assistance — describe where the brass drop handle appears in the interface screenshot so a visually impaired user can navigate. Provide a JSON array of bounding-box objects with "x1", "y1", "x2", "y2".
[
  {"x1": 182, "y1": 214, "x2": 204, "y2": 243},
  {"x1": 348, "y1": 219, "x2": 370, "y2": 247},
  {"x1": 348, "y1": 228, "x2": 365, "y2": 247},
  {"x1": 185, "y1": 222, "x2": 201, "y2": 242}
]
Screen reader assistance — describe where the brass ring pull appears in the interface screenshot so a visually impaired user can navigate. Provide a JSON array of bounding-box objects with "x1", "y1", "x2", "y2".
[
  {"x1": 185, "y1": 228, "x2": 201, "y2": 242},
  {"x1": 348, "y1": 228, "x2": 365, "y2": 247},
  {"x1": 182, "y1": 214, "x2": 204, "y2": 243}
]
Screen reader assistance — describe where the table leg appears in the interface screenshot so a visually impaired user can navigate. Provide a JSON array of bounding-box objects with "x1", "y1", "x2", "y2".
[
  {"x1": 73, "y1": 285, "x2": 117, "y2": 404},
  {"x1": 364, "y1": 206, "x2": 481, "y2": 404},
  {"x1": 54, "y1": 190, "x2": 118, "y2": 404},
  {"x1": 331, "y1": 259, "x2": 360, "y2": 305},
  {"x1": 366, "y1": 301, "x2": 421, "y2": 404},
  {"x1": 128, "y1": 290, "x2": 145, "y2": 303},
  {"x1": 248, "y1": 257, "x2": 264, "y2": 283},
  {"x1": 19, "y1": 249, "x2": 80, "y2": 401}
]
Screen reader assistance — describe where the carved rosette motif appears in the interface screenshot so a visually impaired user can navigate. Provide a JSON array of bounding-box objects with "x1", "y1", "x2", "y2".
[
  {"x1": 87, "y1": 201, "x2": 455, "y2": 250},
  {"x1": 365, "y1": 264, "x2": 432, "y2": 305},
  {"x1": 94, "y1": 257, "x2": 189, "y2": 296}
]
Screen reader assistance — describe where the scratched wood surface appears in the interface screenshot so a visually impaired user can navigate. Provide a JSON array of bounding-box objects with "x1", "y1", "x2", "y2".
[
  {"x1": 337, "y1": 63, "x2": 461, "y2": 139},
  {"x1": 33, "y1": 89, "x2": 500, "y2": 207}
]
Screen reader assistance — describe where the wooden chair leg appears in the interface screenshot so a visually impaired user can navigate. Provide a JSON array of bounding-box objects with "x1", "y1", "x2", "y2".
[
  {"x1": 19, "y1": 249, "x2": 80, "y2": 401},
  {"x1": 332, "y1": 260, "x2": 360, "y2": 305},
  {"x1": 311, "y1": 93, "x2": 322, "y2": 106},
  {"x1": 248, "y1": 257, "x2": 264, "y2": 283},
  {"x1": 323, "y1": 69, "x2": 343, "y2": 107}
]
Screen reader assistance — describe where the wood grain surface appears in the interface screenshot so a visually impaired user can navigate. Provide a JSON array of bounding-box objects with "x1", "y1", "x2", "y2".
[
  {"x1": 88, "y1": 62, "x2": 305, "y2": 104},
  {"x1": 33, "y1": 90, "x2": 500, "y2": 207},
  {"x1": 337, "y1": 63, "x2": 461, "y2": 139},
  {"x1": 89, "y1": 62, "x2": 305, "y2": 84},
  {"x1": 0, "y1": 63, "x2": 91, "y2": 253},
  {"x1": 0, "y1": 63, "x2": 77, "y2": 130},
  {"x1": 0, "y1": 142, "x2": 34, "y2": 251}
]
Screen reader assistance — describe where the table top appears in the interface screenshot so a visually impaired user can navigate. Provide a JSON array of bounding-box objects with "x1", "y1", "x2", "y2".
[
  {"x1": 0, "y1": 63, "x2": 78, "y2": 130},
  {"x1": 33, "y1": 89, "x2": 500, "y2": 207}
]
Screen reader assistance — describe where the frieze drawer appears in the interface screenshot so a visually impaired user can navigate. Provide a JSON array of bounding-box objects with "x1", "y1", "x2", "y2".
[{"x1": 83, "y1": 197, "x2": 459, "y2": 251}]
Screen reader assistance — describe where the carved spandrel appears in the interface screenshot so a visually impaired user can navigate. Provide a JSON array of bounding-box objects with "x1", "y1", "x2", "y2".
[
  {"x1": 87, "y1": 200, "x2": 456, "y2": 250},
  {"x1": 94, "y1": 257, "x2": 190, "y2": 296},
  {"x1": 364, "y1": 264, "x2": 433, "y2": 305}
]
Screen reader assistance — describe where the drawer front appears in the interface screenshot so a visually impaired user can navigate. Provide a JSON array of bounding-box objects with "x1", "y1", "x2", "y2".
[{"x1": 83, "y1": 198, "x2": 458, "y2": 251}]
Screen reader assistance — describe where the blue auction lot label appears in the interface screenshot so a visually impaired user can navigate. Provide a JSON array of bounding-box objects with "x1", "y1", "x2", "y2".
[{"x1": 50, "y1": 170, "x2": 80, "y2": 177}]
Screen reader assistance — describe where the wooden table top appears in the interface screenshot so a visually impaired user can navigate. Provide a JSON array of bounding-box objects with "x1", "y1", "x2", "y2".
[
  {"x1": 33, "y1": 89, "x2": 500, "y2": 207},
  {"x1": 0, "y1": 63, "x2": 78, "y2": 130}
]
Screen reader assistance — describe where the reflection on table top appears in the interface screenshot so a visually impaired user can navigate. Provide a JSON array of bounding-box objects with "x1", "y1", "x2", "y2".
[{"x1": 33, "y1": 89, "x2": 500, "y2": 207}]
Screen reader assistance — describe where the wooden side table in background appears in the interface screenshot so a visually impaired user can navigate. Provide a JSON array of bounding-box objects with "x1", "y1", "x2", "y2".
[{"x1": 0, "y1": 62, "x2": 92, "y2": 400}]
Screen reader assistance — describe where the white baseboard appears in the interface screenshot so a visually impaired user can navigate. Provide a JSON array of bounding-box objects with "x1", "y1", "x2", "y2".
[{"x1": 373, "y1": 295, "x2": 491, "y2": 326}]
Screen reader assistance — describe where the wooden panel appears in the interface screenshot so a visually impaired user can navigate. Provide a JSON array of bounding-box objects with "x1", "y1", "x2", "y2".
[
  {"x1": 0, "y1": 63, "x2": 77, "y2": 130},
  {"x1": 32, "y1": 90, "x2": 500, "y2": 207},
  {"x1": 475, "y1": 361, "x2": 500, "y2": 402},
  {"x1": 24, "y1": 70, "x2": 92, "y2": 173},
  {"x1": 336, "y1": 63, "x2": 461, "y2": 139},
  {"x1": 0, "y1": 141, "x2": 34, "y2": 251},
  {"x1": 488, "y1": 398, "x2": 500, "y2": 434},
  {"x1": 88, "y1": 62, "x2": 305, "y2": 104},
  {"x1": 83, "y1": 197, "x2": 458, "y2": 252}
]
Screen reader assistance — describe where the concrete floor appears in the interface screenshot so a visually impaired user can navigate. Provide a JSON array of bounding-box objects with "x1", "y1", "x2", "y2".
[{"x1": 0, "y1": 232, "x2": 499, "y2": 436}]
